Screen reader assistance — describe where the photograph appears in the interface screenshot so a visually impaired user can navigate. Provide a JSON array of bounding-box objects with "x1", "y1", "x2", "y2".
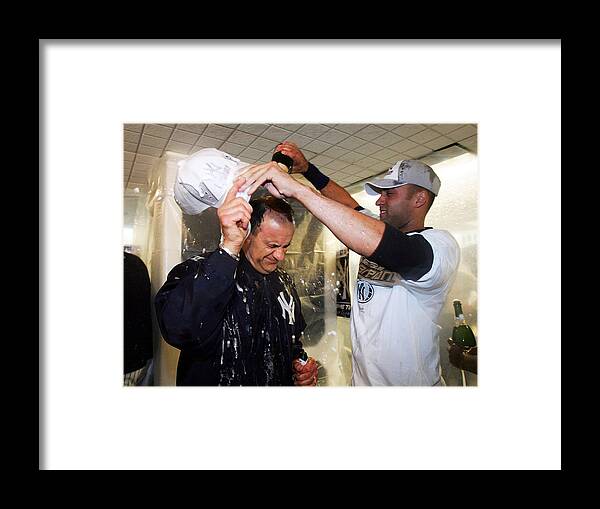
[{"x1": 123, "y1": 123, "x2": 479, "y2": 387}]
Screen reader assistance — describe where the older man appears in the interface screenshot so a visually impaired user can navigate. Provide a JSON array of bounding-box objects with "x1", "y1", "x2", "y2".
[{"x1": 155, "y1": 180, "x2": 318, "y2": 386}]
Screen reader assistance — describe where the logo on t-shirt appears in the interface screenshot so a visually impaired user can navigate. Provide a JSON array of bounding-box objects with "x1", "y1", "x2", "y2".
[
  {"x1": 277, "y1": 291, "x2": 295, "y2": 325},
  {"x1": 357, "y1": 280, "x2": 374, "y2": 303},
  {"x1": 358, "y1": 257, "x2": 400, "y2": 285}
]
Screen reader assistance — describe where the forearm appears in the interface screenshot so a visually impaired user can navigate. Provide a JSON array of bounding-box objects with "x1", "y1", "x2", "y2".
[
  {"x1": 319, "y1": 179, "x2": 361, "y2": 209},
  {"x1": 294, "y1": 186, "x2": 385, "y2": 257},
  {"x1": 302, "y1": 162, "x2": 360, "y2": 209}
]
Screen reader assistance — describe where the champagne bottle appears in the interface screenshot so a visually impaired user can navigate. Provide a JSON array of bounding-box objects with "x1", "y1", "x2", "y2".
[
  {"x1": 297, "y1": 350, "x2": 308, "y2": 366},
  {"x1": 271, "y1": 151, "x2": 294, "y2": 173},
  {"x1": 452, "y1": 299, "x2": 477, "y2": 348}
]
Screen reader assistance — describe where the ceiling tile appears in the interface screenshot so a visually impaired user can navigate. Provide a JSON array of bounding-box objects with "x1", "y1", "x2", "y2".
[
  {"x1": 124, "y1": 123, "x2": 143, "y2": 132},
  {"x1": 423, "y1": 135, "x2": 454, "y2": 150},
  {"x1": 238, "y1": 124, "x2": 268, "y2": 136},
  {"x1": 172, "y1": 129, "x2": 200, "y2": 145},
  {"x1": 166, "y1": 141, "x2": 193, "y2": 154},
  {"x1": 338, "y1": 136, "x2": 366, "y2": 150},
  {"x1": 283, "y1": 133, "x2": 314, "y2": 148},
  {"x1": 404, "y1": 145, "x2": 431, "y2": 158},
  {"x1": 354, "y1": 125, "x2": 388, "y2": 141},
  {"x1": 250, "y1": 137, "x2": 278, "y2": 152},
  {"x1": 256, "y1": 152, "x2": 272, "y2": 163},
  {"x1": 327, "y1": 159, "x2": 350, "y2": 171},
  {"x1": 137, "y1": 145, "x2": 163, "y2": 157},
  {"x1": 430, "y1": 124, "x2": 464, "y2": 135},
  {"x1": 135, "y1": 154, "x2": 158, "y2": 165},
  {"x1": 371, "y1": 147, "x2": 397, "y2": 161},
  {"x1": 141, "y1": 134, "x2": 168, "y2": 149},
  {"x1": 124, "y1": 141, "x2": 138, "y2": 152},
  {"x1": 318, "y1": 129, "x2": 350, "y2": 145},
  {"x1": 297, "y1": 124, "x2": 330, "y2": 138},
  {"x1": 275, "y1": 124, "x2": 302, "y2": 131},
  {"x1": 338, "y1": 151, "x2": 364, "y2": 164},
  {"x1": 446, "y1": 125, "x2": 477, "y2": 141},
  {"x1": 409, "y1": 128, "x2": 440, "y2": 144},
  {"x1": 303, "y1": 139, "x2": 333, "y2": 154},
  {"x1": 390, "y1": 139, "x2": 418, "y2": 152},
  {"x1": 261, "y1": 125, "x2": 293, "y2": 142},
  {"x1": 311, "y1": 154, "x2": 334, "y2": 166},
  {"x1": 371, "y1": 131, "x2": 403, "y2": 147},
  {"x1": 460, "y1": 135, "x2": 478, "y2": 153},
  {"x1": 378, "y1": 124, "x2": 402, "y2": 131},
  {"x1": 203, "y1": 124, "x2": 235, "y2": 140},
  {"x1": 124, "y1": 131, "x2": 140, "y2": 144},
  {"x1": 220, "y1": 141, "x2": 246, "y2": 156},
  {"x1": 239, "y1": 147, "x2": 265, "y2": 161},
  {"x1": 370, "y1": 161, "x2": 392, "y2": 173},
  {"x1": 176, "y1": 124, "x2": 208, "y2": 135},
  {"x1": 124, "y1": 151, "x2": 135, "y2": 162},
  {"x1": 194, "y1": 135, "x2": 224, "y2": 149},
  {"x1": 357, "y1": 156, "x2": 380, "y2": 168},
  {"x1": 392, "y1": 124, "x2": 426, "y2": 137},
  {"x1": 133, "y1": 162, "x2": 153, "y2": 172},
  {"x1": 143, "y1": 124, "x2": 174, "y2": 139},
  {"x1": 334, "y1": 124, "x2": 369, "y2": 134},
  {"x1": 340, "y1": 165, "x2": 364, "y2": 176},
  {"x1": 322, "y1": 145, "x2": 347, "y2": 159},
  {"x1": 228, "y1": 130, "x2": 258, "y2": 146},
  {"x1": 354, "y1": 142, "x2": 383, "y2": 156}
]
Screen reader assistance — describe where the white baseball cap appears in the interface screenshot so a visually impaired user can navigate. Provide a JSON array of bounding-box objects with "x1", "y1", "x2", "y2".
[
  {"x1": 174, "y1": 148, "x2": 251, "y2": 215},
  {"x1": 365, "y1": 159, "x2": 441, "y2": 196}
]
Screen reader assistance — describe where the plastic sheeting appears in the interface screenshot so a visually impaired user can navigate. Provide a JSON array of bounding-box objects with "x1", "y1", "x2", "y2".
[{"x1": 145, "y1": 151, "x2": 186, "y2": 386}]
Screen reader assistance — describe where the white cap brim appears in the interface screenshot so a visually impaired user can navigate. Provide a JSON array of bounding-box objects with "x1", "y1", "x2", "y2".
[{"x1": 364, "y1": 180, "x2": 408, "y2": 196}]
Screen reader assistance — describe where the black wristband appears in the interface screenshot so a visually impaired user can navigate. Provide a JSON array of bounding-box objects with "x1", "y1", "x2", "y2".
[{"x1": 304, "y1": 162, "x2": 330, "y2": 190}]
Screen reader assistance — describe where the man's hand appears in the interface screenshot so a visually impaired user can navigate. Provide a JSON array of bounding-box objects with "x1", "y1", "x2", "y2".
[
  {"x1": 293, "y1": 356, "x2": 318, "y2": 386},
  {"x1": 239, "y1": 162, "x2": 307, "y2": 199},
  {"x1": 274, "y1": 142, "x2": 309, "y2": 174},
  {"x1": 447, "y1": 339, "x2": 465, "y2": 370},
  {"x1": 447, "y1": 339, "x2": 478, "y2": 374},
  {"x1": 216, "y1": 177, "x2": 253, "y2": 255}
]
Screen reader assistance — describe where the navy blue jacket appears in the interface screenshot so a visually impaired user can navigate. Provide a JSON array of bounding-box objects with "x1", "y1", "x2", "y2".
[{"x1": 155, "y1": 249, "x2": 307, "y2": 386}]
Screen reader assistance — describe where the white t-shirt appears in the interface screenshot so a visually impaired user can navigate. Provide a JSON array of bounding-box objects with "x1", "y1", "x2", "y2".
[{"x1": 350, "y1": 225, "x2": 460, "y2": 386}]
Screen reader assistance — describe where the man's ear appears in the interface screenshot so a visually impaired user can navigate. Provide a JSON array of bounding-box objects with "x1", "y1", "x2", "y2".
[{"x1": 414, "y1": 190, "x2": 428, "y2": 208}]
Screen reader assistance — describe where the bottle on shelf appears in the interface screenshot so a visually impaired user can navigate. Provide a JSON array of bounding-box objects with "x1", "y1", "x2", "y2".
[{"x1": 452, "y1": 299, "x2": 477, "y2": 348}]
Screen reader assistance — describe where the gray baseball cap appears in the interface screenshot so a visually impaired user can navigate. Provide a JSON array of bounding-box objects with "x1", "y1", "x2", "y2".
[{"x1": 365, "y1": 159, "x2": 441, "y2": 196}]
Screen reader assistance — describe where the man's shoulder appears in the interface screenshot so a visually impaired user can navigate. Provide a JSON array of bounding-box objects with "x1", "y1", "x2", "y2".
[
  {"x1": 420, "y1": 228, "x2": 459, "y2": 248},
  {"x1": 168, "y1": 252, "x2": 213, "y2": 279}
]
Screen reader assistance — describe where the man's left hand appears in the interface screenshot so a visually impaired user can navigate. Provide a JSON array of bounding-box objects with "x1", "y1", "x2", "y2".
[{"x1": 239, "y1": 162, "x2": 305, "y2": 199}]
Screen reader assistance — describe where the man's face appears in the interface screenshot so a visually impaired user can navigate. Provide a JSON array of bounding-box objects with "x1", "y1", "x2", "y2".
[
  {"x1": 243, "y1": 211, "x2": 295, "y2": 274},
  {"x1": 375, "y1": 185, "x2": 415, "y2": 229}
]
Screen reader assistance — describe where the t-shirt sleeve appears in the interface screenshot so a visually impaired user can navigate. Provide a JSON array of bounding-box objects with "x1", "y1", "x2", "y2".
[{"x1": 367, "y1": 223, "x2": 434, "y2": 281}]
